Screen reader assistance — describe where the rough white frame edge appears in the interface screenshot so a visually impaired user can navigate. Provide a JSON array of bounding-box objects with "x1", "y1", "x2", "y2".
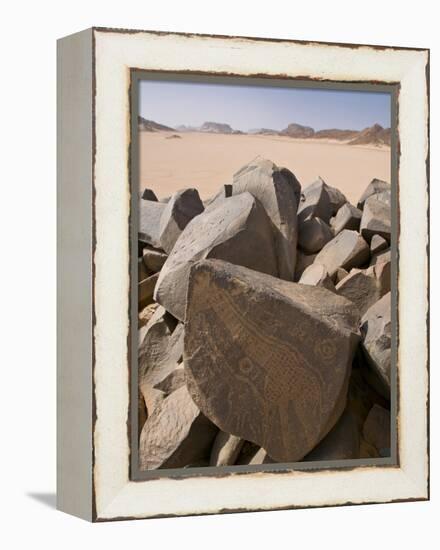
[{"x1": 92, "y1": 29, "x2": 429, "y2": 520}]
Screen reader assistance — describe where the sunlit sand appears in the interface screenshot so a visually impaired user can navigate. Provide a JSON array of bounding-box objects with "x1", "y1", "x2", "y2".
[{"x1": 139, "y1": 131, "x2": 391, "y2": 205}]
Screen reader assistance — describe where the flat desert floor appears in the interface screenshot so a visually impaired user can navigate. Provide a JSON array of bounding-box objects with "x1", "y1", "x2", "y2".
[{"x1": 139, "y1": 131, "x2": 391, "y2": 204}]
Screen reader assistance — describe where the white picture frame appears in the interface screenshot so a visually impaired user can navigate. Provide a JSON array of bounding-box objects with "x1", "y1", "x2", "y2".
[{"x1": 57, "y1": 27, "x2": 429, "y2": 522}]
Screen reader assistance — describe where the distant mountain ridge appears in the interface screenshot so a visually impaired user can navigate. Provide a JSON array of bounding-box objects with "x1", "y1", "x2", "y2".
[
  {"x1": 140, "y1": 118, "x2": 391, "y2": 146},
  {"x1": 138, "y1": 116, "x2": 175, "y2": 132}
]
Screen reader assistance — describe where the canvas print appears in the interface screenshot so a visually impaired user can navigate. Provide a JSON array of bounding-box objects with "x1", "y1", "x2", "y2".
[{"x1": 136, "y1": 78, "x2": 393, "y2": 471}]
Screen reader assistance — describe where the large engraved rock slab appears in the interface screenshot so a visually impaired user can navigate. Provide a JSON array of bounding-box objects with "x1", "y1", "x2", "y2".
[
  {"x1": 154, "y1": 192, "x2": 278, "y2": 321},
  {"x1": 231, "y1": 157, "x2": 301, "y2": 280},
  {"x1": 184, "y1": 259, "x2": 361, "y2": 462}
]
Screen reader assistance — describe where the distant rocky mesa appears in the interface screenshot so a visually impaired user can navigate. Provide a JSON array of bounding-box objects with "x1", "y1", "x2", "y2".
[
  {"x1": 139, "y1": 116, "x2": 391, "y2": 147},
  {"x1": 137, "y1": 157, "x2": 392, "y2": 470}
]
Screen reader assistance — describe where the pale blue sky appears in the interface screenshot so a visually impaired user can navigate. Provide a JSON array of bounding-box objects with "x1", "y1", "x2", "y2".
[{"x1": 139, "y1": 80, "x2": 391, "y2": 132}]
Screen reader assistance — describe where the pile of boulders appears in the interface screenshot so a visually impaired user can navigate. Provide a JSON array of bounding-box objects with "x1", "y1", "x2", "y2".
[{"x1": 137, "y1": 157, "x2": 392, "y2": 469}]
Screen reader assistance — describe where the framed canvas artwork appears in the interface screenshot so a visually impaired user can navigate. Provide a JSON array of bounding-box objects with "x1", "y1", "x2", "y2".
[{"x1": 57, "y1": 27, "x2": 429, "y2": 521}]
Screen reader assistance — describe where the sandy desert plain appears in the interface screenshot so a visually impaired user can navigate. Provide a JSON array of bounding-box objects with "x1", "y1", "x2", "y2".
[{"x1": 139, "y1": 131, "x2": 391, "y2": 202}]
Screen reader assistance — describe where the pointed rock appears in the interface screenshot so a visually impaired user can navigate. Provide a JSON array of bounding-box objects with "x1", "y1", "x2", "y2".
[
  {"x1": 360, "y1": 292, "x2": 391, "y2": 391},
  {"x1": 154, "y1": 192, "x2": 278, "y2": 321},
  {"x1": 141, "y1": 188, "x2": 158, "y2": 201},
  {"x1": 335, "y1": 267, "x2": 349, "y2": 284},
  {"x1": 153, "y1": 364, "x2": 186, "y2": 395},
  {"x1": 298, "y1": 178, "x2": 332, "y2": 224},
  {"x1": 139, "y1": 385, "x2": 218, "y2": 470},
  {"x1": 298, "y1": 217, "x2": 333, "y2": 254},
  {"x1": 303, "y1": 177, "x2": 347, "y2": 215},
  {"x1": 184, "y1": 259, "x2": 360, "y2": 462},
  {"x1": 360, "y1": 195, "x2": 391, "y2": 243},
  {"x1": 210, "y1": 432, "x2": 245, "y2": 466},
  {"x1": 232, "y1": 157, "x2": 301, "y2": 280},
  {"x1": 357, "y1": 178, "x2": 391, "y2": 210},
  {"x1": 158, "y1": 188, "x2": 204, "y2": 253},
  {"x1": 336, "y1": 269, "x2": 382, "y2": 316},
  {"x1": 139, "y1": 309, "x2": 182, "y2": 415},
  {"x1": 330, "y1": 203, "x2": 362, "y2": 235},
  {"x1": 314, "y1": 229, "x2": 369, "y2": 277},
  {"x1": 139, "y1": 200, "x2": 166, "y2": 248},
  {"x1": 370, "y1": 234, "x2": 388, "y2": 255}
]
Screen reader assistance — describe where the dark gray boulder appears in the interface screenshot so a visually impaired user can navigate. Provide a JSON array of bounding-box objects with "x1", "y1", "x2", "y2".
[
  {"x1": 330, "y1": 203, "x2": 362, "y2": 235},
  {"x1": 154, "y1": 192, "x2": 278, "y2": 321},
  {"x1": 158, "y1": 188, "x2": 204, "y2": 253},
  {"x1": 314, "y1": 229, "x2": 370, "y2": 277},
  {"x1": 184, "y1": 259, "x2": 360, "y2": 462},
  {"x1": 298, "y1": 217, "x2": 333, "y2": 254},
  {"x1": 139, "y1": 200, "x2": 166, "y2": 248},
  {"x1": 231, "y1": 157, "x2": 301, "y2": 280},
  {"x1": 143, "y1": 247, "x2": 168, "y2": 273},
  {"x1": 298, "y1": 178, "x2": 332, "y2": 224},
  {"x1": 360, "y1": 195, "x2": 391, "y2": 243},
  {"x1": 141, "y1": 188, "x2": 158, "y2": 201},
  {"x1": 336, "y1": 269, "x2": 382, "y2": 316},
  {"x1": 357, "y1": 178, "x2": 391, "y2": 210}
]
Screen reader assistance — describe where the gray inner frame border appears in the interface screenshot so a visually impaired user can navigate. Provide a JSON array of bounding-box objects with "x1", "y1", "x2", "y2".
[{"x1": 129, "y1": 71, "x2": 399, "y2": 482}]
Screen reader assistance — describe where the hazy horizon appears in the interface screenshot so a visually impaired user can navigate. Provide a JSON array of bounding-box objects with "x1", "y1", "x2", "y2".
[{"x1": 139, "y1": 79, "x2": 391, "y2": 133}]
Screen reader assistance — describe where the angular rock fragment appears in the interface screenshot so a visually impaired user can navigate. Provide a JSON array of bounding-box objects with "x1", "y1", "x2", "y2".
[
  {"x1": 138, "y1": 273, "x2": 159, "y2": 310},
  {"x1": 184, "y1": 259, "x2": 360, "y2": 462},
  {"x1": 357, "y1": 178, "x2": 391, "y2": 210},
  {"x1": 360, "y1": 196, "x2": 391, "y2": 243},
  {"x1": 330, "y1": 203, "x2": 362, "y2": 235},
  {"x1": 336, "y1": 269, "x2": 382, "y2": 316},
  {"x1": 232, "y1": 157, "x2": 301, "y2": 280},
  {"x1": 314, "y1": 229, "x2": 369, "y2": 277},
  {"x1": 154, "y1": 192, "x2": 278, "y2": 321},
  {"x1": 139, "y1": 385, "x2": 218, "y2": 470},
  {"x1": 153, "y1": 364, "x2": 186, "y2": 395},
  {"x1": 138, "y1": 389, "x2": 148, "y2": 437},
  {"x1": 335, "y1": 267, "x2": 349, "y2": 284},
  {"x1": 294, "y1": 251, "x2": 317, "y2": 282},
  {"x1": 302, "y1": 177, "x2": 347, "y2": 215},
  {"x1": 360, "y1": 292, "x2": 391, "y2": 391},
  {"x1": 138, "y1": 302, "x2": 159, "y2": 329},
  {"x1": 363, "y1": 404, "x2": 391, "y2": 457},
  {"x1": 141, "y1": 188, "x2": 158, "y2": 201},
  {"x1": 298, "y1": 217, "x2": 333, "y2": 254},
  {"x1": 210, "y1": 432, "x2": 244, "y2": 467},
  {"x1": 298, "y1": 177, "x2": 332, "y2": 224},
  {"x1": 143, "y1": 247, "x2": 168, "y2": 273},
  {"x1": 139, "y1": 200, "x2": 166, "y2": 248},
  {"x1": 139, "y1": 308, "x2": 182, "y2": 415},
  {"x1": 299, "y1": 263, "x2": 336, "y2": 292},
  {"x1": 370, "y1": 234, "x2": 388, "y2": 255},
  {"x1": 159, "y1": 188, "x2": 204, "y2": 253},
  {"x1": 303, "y1": 410, "x2": 360, "y2": 461}
]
